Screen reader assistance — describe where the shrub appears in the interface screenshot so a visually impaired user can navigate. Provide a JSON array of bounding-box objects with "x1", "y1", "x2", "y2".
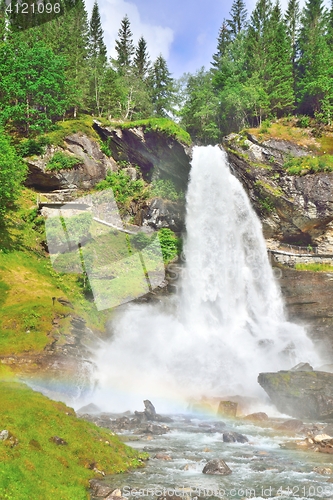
[
  {"x1": 96, "y1": 170, "x2": 148, "y2": 206},
  {"x1": 158, "y1": 228, "x2": 181, "y2": 263},
  {"x1": 151, "y1": 179, "x2": 184, "y2": 201},
  {"x1": 45, "y1": 151, "x2": 82, "y2": 171},
  {"x1": 297, "y1": 115, "x2": 310, "y2": 128},
  {"x1": 16, "y1": 136, "x2": 50, "y2": 157},
  {"x1": 283, "y1": 154, "x2": 333, "y2": 175}
]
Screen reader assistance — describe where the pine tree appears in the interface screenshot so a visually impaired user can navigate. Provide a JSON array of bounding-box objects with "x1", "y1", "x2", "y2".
[
  {"x1": 298, "y1": 0, "x2": 332, "y2": 119},
  {"x1": 115, "y1": 15, "x2": 135, "y2": 73},
  {"x1": 133, "y1": 36, "x2": 150, "y2": 79},
  {"x1": 211, "y1": 20, "x2": 231, "y2": 70},
  {"x1": 149, "y1": 55, "x2": 174, "y2": 117},
  {"x1": 88, "y1": 1, "x2": 107, "y2": 115},
  {"x1": 285, "y1": 0, "x2": 300, "y2": 95},
  {"x1": 246, "y1": 0, "x2": 273, "y2": 76},
  {"x1": 266, "y1": 2, "x2": 294, "y2": 115},
  {"x1": 227, "y1": 0, "x2": 247, "y2": 37}
]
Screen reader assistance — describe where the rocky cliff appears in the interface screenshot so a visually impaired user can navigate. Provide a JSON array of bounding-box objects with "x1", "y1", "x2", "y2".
[{"x1": 224, "y1": 133, "x2": 333, "y2": 253}]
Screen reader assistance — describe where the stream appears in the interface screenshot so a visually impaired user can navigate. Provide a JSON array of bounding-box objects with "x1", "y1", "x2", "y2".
[{"x1": 95, "y1": 412, "x2": 333, "y2": 500}]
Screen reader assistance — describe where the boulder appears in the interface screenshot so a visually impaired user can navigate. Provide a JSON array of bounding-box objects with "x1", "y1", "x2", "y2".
[
  {"x1": 26, "y1": 134, "x2": 116, "y2": 191},
  {"x1": 89, "y1": 479, "x2": 113, "y2": 497},
  {"x1": 217, "y1": 401, "x2": 238, "y2": 418},
  {"x1": 291, "y1": 362, "x2": 314, "y2": 371},
  {"x1": 76, "y1": 403, "x2": 101, "y2": 415},
  {"x1": 222, "y1": 432, "x2": 248, "y2": 443},
  {"x1": 244, "y1": 412, "x2": 269, "y2": 422},
  {"x1": 277, "y1": 419, "x2": 304, "y2": 432},
  {"x1": 143, "y1": 399, "x2": 156, "y2": 420},
  {"x1": 202, "y1": 459, "x2": 232, "y2": 475},
  {"x1": 258, "y1": 370, "x2": 333, "y2": 420}
]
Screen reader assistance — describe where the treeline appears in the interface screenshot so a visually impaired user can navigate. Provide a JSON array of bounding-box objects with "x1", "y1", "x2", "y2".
[
  {"x1": 0, "y1": 0, "x2": 175, "y2": 135},
  {"x1": 179, "y1": 0, "x2": 333, "y2": 143}
]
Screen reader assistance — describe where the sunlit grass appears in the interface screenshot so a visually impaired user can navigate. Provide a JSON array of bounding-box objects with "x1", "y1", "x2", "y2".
[
  {"x1": 295, "y1": 262, "x2": 333, "y2": 272},
  {"x1": 0, "y1": 381, "x2": 146, "y2": 500},
  {"x1": 108, "y1": 117, "x2": 192, "y2": 145}
]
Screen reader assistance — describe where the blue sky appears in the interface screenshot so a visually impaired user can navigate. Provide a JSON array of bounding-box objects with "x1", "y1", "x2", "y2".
[{"x1": 84, "y1": 0, "x2": 325, "y2": 78}]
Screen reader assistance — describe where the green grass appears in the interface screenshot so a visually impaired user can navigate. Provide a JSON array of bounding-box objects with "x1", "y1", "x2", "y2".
[
  {"x1": 43, "y1": 115, "x2": 100, "y2": 147},
  {"x1": 109, "y1": 117, "x2": 192, "y2": 146},
  {"x1": 283, "y1": 154, "x2": 333, "y2": 175},
  {"x1": 0, "y1": 189, "x2": 108, "y2": 356},
  {"x1": 45, "y1": 151, "x2": 83, "y2": 171},
  {"x1": 295, "y1": 262, "x2": 333, "y2": 272},
  {"x1": 0, "y1": 381, "x2": 146, "y2": 500}
]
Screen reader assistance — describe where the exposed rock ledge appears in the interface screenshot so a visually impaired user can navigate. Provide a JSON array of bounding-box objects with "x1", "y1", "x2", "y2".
[
  {"x1": 258, "y1": 370, "x2": 333, "y2": 421},
  {"x1": 224, "y1": 133, "x2": 333, "y2": 253},
  {"x1": 25, "y1": 133, "x2": 117, "y2": 190}
]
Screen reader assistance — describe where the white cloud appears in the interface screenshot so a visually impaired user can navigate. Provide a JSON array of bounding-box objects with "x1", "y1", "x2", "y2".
[
  {"x1": 85, "y1": 0, "x2": 174, "y2": 63},
  {"x1": 246, "y1": 0, "x2": 330, "y2": 12}
]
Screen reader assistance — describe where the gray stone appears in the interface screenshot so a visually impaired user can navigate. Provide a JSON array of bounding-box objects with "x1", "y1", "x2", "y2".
[
  {"x1": 0, "y1": 430, "x2": 9, "y2": 441},
  {"x1": 277, "y1": 419, "x2": 304, "y2": 432},
  {"x1": 202, "y1": 459, "x2": 232, "y2": 475},
  {"x1": 223, "y1": 432, "x2": 248, "y2": 443},
  {"x1": 89, "y1": 479, "x2": 113, "y2": 497},
  {"x1": 76, "y1": 403, "x2": 101, "y2": 415},
  {"x1": 291, "y1": 362, "x2": 314, "y2": 371},
  {"x1": 26, "y1": 134, "x2": 117, "y2": 191},
  {"x1": 244, "y1": 412, "x2": 269, "y2": 422},
  {"x1": 258, "y1": 370, "x2": 333, "y2": 420}
]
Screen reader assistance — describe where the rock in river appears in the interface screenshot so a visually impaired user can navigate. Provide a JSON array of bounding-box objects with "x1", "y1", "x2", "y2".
[
  {"x1": 202, "y1": 459, "x2": 232, "y2": 475},
  {"x1": 258, "y1": 370, "x2": 333, "y2": 420}
]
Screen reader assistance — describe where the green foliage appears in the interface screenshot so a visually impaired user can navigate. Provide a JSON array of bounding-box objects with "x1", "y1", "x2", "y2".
[
  {"x1": 96, "y1": 170, "x2": 148, "y2": 206},
  {"x1": 149, "y1": 55, "x2": 175, "y2": 117},
  {"x1": 15, "y1": 136, "x2": 51, "y2": 157},
  {"x1": 179, "y1": 69, "x2": 220, "y2": 144},
  {"x1": 297, "y1": 115, "x2": 311, "y2": 128},
  {"x1": 0, "y1": 40, "x2": 69, "y2": 134},
  {"x1": 0, "y1": 381, "x2": 146, "y2": 500},
  {"x1": 284, "y1": 154, "x2": 333, "y2": 174},
  {"x1": 259, "y1": 119, "x2": 272, "y2": 134},
  {"x1": 45, "y1": 151, "x2": 82, "y2": 171},
  {"x1": 151, "y1": 179, "x2": 184, "y2": 201},
  {"x1": 158, "y1": 228, "x2": 181, "y2": 263},
  {"x1": 100, "y1": 140, "x2": 111, "y2": 156},
  {"x1": 112, "y1": 117, "x2": 191, "y2": 145},
  {"x1": 0, "y1": 130, "x2": 27, "y2": 217}
]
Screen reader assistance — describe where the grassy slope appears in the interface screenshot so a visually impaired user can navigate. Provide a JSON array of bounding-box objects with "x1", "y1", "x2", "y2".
[
  {"x1": 248, "y1": 118, "x2": 333, "y2": 154},
  {"x1": 0, "y1": 189, "x2": 108, "y2": 359},
  {"x1": 0, "y1": 381, "x2": 146, "y2": 500}
]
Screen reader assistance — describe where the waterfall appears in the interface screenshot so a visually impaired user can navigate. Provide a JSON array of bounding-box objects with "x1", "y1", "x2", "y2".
[{"x1": 90, "y1": 146, "x2": 320, "y2": 412}]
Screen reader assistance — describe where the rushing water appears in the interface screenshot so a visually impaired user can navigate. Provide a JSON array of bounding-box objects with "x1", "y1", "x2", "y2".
[
  {"x1": 90, "y1": 145, "x2": 320, "y2": 412},
  {"x1": 98, "y1": 414, "x2": 333, "y2": 500}
]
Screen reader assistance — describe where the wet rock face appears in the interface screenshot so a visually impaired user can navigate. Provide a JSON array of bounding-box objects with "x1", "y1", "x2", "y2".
[
  {"x1": 258, "y1": 370, "x2": 333, "y2": 420},
  {"x1": 141, "y1": 197, "x2": 186, "y2": 232},
  {"x1": 276, "y1": 265, "x2": 333, "y2": 361},
  {"x1": 224, "y1": 134, "x2": 333, "y2": 252},
  {"x1": 93, "y1": 122, "x2": 192, "y2": 191},
  {"x1": 25, "y1": 133, "x2": 117, "y2": 190}
]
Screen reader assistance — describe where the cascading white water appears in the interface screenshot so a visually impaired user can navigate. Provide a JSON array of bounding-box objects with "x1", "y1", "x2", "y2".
[{"x1": 90, "y1": 146, "x2": 320, "y2": 412}]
